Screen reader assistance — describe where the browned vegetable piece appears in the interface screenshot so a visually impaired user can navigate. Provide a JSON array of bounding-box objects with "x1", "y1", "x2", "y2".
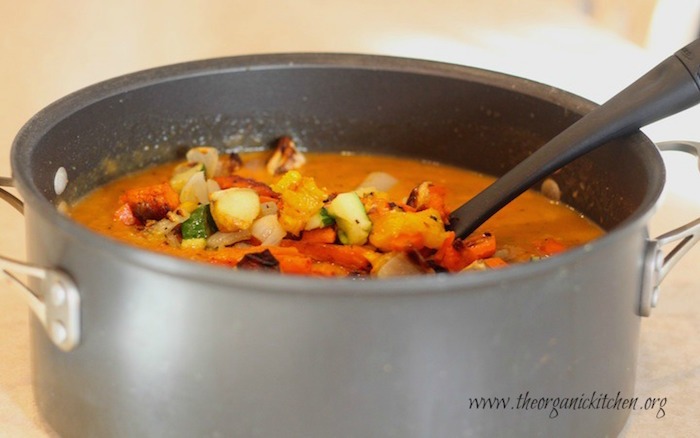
[
  {"x1": 434, "y1": 231, "x2": 497, "y2": 272},
  {"x1": 215, "y1": 152, "x2": 244, "y2": 177},
  {"x1": 406, "y1": 181, "x2": 450, "y2": 222},
  {"x1": 266, "y1": 136, "x2": 306, "y2": 175},
  {"x1": 236, "y1": 249, "x2": 281, "y2": 272},
  {"x1": 213, "y1": 175, "x2": 280, "y2": 201},
  {"x1": 279, "y1": 240, "x2": 372, "y2": 272},
  {"x1": 118, "y1": 182, "x2": 179, "y2": 223}
]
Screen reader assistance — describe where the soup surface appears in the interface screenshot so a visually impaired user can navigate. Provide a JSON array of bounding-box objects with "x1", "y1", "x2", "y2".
[{"x1": 70, "y1": 142, "x2": 604, "y2": 277}]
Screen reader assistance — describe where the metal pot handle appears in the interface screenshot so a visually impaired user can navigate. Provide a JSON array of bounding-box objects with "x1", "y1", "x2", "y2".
[
  {"x1": 0, "y1": 177, "x2": 80, "y2": 351},
  {"x1": 640, "y1": 141, "x2": 700, "y2": 316}
]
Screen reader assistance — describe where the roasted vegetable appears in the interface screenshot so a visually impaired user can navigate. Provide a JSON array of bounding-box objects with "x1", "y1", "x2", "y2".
[
  {"x1": 237, "y1": 249, "x2": 281, "y2": 272},
  {"x1": 369, "y1": 208, "x2": 447, "y2": 252},
  {"x1": 118, "y1": 182, "x2": 180, "y2": 223},
  {"x1": 182, "y1": 204, "x2": 217, "y2": 240},
  {"x1": 266, "y1": 136, "x2": 306, "y2": 175},
  {"x1": 170, "y1": 163, "x2": 205, "y2": 193},
  {"x1": 304, "y1": 207, "x2": 335, "y2": 230},
  {"x1": 186, "y1": 147, "x2": 219, "y2": 179},
  {"x1": 271, "y1": 170, "x2": 327, "y2": 236},
  {"x1": 326, "y1": 192, "x2": 372, "y2": 245},
  {"x1": 209, "y1": 187, "x2": 261, "y2": 232}
]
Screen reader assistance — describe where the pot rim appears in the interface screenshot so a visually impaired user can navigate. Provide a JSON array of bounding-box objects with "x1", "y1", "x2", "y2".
[{"x1": 10, "y1": 52, "x2": 665, "y2": 294}]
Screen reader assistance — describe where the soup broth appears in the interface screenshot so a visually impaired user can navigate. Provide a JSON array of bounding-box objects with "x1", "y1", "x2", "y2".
[{"x1": 70, "y1": 148, "x2": 604, "y2": 277}]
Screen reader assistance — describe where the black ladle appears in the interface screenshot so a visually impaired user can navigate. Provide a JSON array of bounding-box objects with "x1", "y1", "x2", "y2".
[{"x1": 449, "y1": 38, "x2": 700, "y2": 238}]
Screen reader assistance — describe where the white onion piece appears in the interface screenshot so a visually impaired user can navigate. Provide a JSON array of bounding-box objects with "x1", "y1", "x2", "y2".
[
  {"x1": 251, "y1": 215, "x2": 286, "y2": 246},
  {"x1": 259, "y1": 201, "x2": 278, "y2": 217},
  {"x1": 180, "y1": 171, "x2": 209, "y2": 205},
  {"x1": 165, "y1": 232, "x2": 181, "y2": 248},
  {"x1": 356, "y1": 172, "x2": 398, "y2": 192},
  {"x1": 149, "y1": 218, "x2": 180, "y2": 236},
  {"x1": 186, "y1": 147, "x2": 219, "y2": 179},
  {"x1": 375, "y1": 252, "x2": 424, "y2": 278},
  {"x1": 206, "y1": 230, "x2": 252, "y2": 249}
]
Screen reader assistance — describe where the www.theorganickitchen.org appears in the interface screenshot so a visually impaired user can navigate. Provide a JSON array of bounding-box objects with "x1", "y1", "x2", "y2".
[{"x1": 468, "y1": 391, "x2": 667, "y2": 419}]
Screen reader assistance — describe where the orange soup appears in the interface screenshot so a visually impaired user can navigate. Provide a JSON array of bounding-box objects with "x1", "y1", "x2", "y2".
[{"x1": 70, "y1": 141, "x2": 603, "y2": 277}]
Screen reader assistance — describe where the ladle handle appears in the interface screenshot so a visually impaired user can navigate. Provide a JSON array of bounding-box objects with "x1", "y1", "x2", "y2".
[{"x1": 450, "y1": 38, "x2": 700, "y2": 238}]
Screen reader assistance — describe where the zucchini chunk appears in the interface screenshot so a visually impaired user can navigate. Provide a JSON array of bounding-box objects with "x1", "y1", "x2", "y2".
[
  {"x1": 304, "y1": 207, "x2": 335, "y2": 230},
  {"x1": 326, "y1": 192, "x2": 372, "y2": 245},
  {"x1": 181, "y1": 204, "x2": 217, "y2": 240}
]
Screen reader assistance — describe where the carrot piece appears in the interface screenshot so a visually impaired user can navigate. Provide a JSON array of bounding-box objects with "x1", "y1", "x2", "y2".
[
  {"x1": 433, "y1": 232, "x2": 465, "y2": 272},
  {"x1": 461, "y1": 232, "x2": 497, "y2": 261},
  {"x1": 536, "y1": 238, "x2": 567, "y2": 256},
  {"x1": 280, "y1": 240, "x2": 371, "y2": 272},
  {"x1": 434, "y1": 231, "x2": 497, "y2": 272},
  {"x1": 309, "y1": 262, "x2": 352, "y2": 277},
  {"x1": 118, "y1": 182, "x2": 179, "y2": 223},
  {"x1": 425, "y1": 184, "x2": 450, "y2": 222},
  {"x1": 202, "y1": 245, "x2": 321, "y2": 275},
  {"x1": 276, "y1": 254, "x2": 315, "y2": 275},
  {"x1": 405, "y1": 182, "x2": 450, "y2": 222},
  {"x1": 301, "y1": 227, "x2": 337, "y2": 244}
]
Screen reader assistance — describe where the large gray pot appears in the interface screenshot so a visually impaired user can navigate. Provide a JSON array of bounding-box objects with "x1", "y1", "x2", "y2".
[{"x1": 2, "y1": 54, "x2": 699, "y2": 437}]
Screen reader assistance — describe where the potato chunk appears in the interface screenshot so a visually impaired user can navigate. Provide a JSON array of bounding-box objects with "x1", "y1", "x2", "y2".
[{"x1": 209, "y1": 187, "x2": 260, "y2": 232}]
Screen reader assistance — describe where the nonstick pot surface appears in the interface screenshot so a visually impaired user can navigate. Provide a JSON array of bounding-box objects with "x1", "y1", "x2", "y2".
[{"x1": 13, "y1": 54, "x2": 663, "y2": 236}]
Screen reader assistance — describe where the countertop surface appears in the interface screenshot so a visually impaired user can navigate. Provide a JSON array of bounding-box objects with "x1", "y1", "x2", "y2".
[{"x1": 1, "y1": 1, "x2": 699, "y2": 436}]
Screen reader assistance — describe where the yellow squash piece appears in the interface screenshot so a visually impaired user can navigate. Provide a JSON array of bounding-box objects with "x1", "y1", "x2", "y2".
[
  {"x1": 271, "y1": 170, "x2": 327, "y2": 236},
  {"x1": 369, "y1": 207, "x2": 447, "y2": 252}
]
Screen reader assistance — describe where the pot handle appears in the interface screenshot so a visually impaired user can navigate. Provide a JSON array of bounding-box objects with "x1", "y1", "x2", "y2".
[
  {"x1": 0, "y1": 178, "x2": 80, "y2": 351},
  {"x1": 640, "y1": 141, "x2": 700, "y2": 316}
]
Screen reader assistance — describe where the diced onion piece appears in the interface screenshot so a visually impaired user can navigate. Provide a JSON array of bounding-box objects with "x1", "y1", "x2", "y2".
[
  {"x1": 259, "y1": 201, "x2": 278, "y2": 217},
  {"x1": 179, "y1": 171, "x2": 209, "y2": 205},
  {"x1": 356, "y1": 171, "x2": 398, "y2": 193},
  {"x1": 209, "y1": 187, "x2": 260, "y2": 232},
  {"x1": 186, "y1": 147, "x2": 219, "y2": 179},
  {"x1": 251, "y1": 214, "x2": 287, "y2": 246},
  {"x1": 170, "y1": 162, "x2": 204, "y2": 192},
  {"x1": 206, "y1": 230, "x2": 253, "y2": 249},
  {"x1": 375, "y1": 252, "x2": 424, "y2": 278},
  {"x1": 149, "y1": 218, "x2": 180, "y2": 236}
]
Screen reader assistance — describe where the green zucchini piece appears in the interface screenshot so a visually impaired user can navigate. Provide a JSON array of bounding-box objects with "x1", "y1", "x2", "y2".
[
  {"x1": 304, "y1": 207, "x2": 335, "y2": 230},
  {"x1": 326, "y1": 192, "x2": 371, "y2": 245},
  {"x1": 181, "y1": 204, "x2": 217, "y2": 240}
]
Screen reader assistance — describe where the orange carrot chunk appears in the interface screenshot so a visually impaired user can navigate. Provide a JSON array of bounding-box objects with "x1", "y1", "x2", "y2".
[
  {"x1": 434, "y1": 231, "x2": 497, "y2": 272},
  {"x1": 280, "y1": 240, "x2": 371, "y2": 272},
  {"x1": 301, "y1": 227, "x2": 337, "y2": 244}
]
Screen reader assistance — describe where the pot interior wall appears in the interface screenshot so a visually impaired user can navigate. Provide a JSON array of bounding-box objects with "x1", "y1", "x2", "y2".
[{"x1": 15, "y1": 56, "x2": 663, "y2": 230}]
